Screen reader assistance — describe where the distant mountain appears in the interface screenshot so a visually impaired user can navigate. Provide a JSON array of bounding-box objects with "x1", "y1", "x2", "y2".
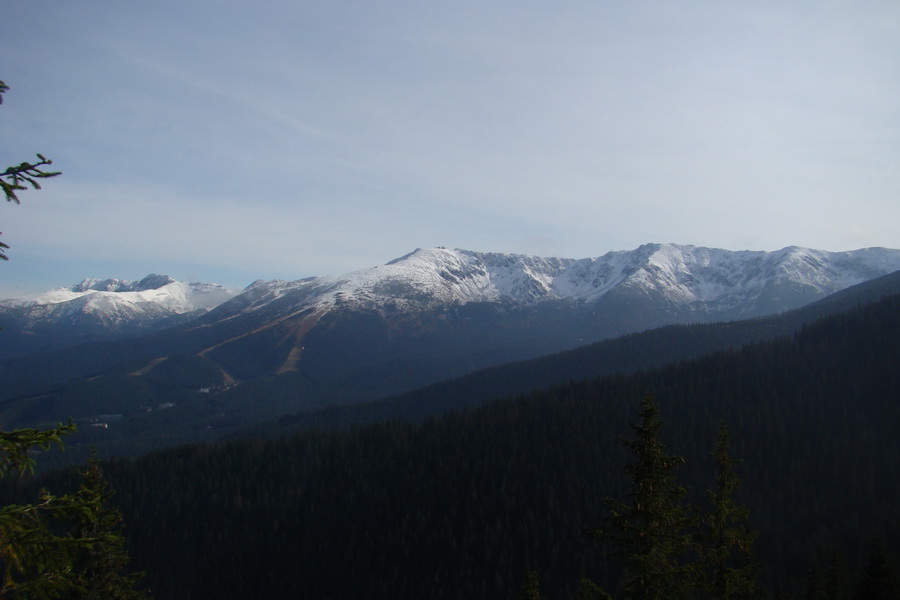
[
  {"x1": 2, "y1": 243, "x2": 899, "y2": 464},
  {"x1": 181, "y1": 244, "x2": 900, "y2": 385},
  {"x1": 223, "y1": 243, "x2": 900, "y2": 320},
  {"x1": 0, "y1": 274, "x2": 234, "y2": 358},
  {"x1": 4, "y1": 245, "x2": 897, "y2": 365}
]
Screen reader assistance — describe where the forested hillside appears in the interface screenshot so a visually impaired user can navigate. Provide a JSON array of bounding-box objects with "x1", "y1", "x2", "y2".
[{"x1": 55, "y1": 292, "x2": 897, "y2": 599}]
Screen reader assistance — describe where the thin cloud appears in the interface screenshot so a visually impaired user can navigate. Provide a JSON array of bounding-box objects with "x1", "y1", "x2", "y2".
[{"x1": 0, "y1": 1, "x2": 897, "y2": 295}]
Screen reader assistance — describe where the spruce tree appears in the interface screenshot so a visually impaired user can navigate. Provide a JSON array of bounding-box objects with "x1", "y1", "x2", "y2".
[
  {"x1": 573, "y1": 576, "x2": 614, "y2": 600},
  {"x1": 586, "y1": 397, "x2": 695, "y2": 600},
  {"x1": 698, "y1": 425, "x2": 757, "y2": 599},
  {"x1": 825, "y1": 548, "x2": 849, "y2": 600},
  {"x1": 803, "y1": 563, "x2": 825, "y2": 600},
  {"x1": 853, "y1": 536, "x2": 898, "y2": 600},
  {"x1": 0, "y1": 431, "x2": 150, "y2": 598},
  {"x1": 0, "y1": 422, "x2": 80, "y2": 597},
  {"x1": 519, "y1": 569, "x2": 543, "y2": 600},
  {"x1": 64, "y1": 452, "x2": 151, "y2": 599}
]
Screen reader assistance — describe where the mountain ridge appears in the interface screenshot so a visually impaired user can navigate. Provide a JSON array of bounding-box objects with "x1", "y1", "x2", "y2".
[
  {"x1": 212, "y1": 243, "x2": 900, "y2": 321},
  {"x1": 5, "y1": 244, "x2": 898, "y2": 333}
]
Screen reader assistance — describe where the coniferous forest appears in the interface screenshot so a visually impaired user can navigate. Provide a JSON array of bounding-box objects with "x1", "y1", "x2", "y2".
[{"x1": 7, "y1": 292, "x2": 893, "y2": 599}]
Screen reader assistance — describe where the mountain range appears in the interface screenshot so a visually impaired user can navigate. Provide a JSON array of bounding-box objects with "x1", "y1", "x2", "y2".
[
  {"x1": 200, "y1": 242, "x2": 900, "y2": 324},
  {"x1": 4, "y1": 243, "x2": 899, "y2": 359},
  {"x1": 1, "y1": 242, "x2": 899, "y2": 461},
  {"x1": 0, "y1": 274, "x2": 234, "y2": 359}
]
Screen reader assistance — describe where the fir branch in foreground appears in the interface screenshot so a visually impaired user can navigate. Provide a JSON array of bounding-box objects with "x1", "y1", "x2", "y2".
[{"x1": 2, "y1": 154, "x2": 61, "y2": 205}]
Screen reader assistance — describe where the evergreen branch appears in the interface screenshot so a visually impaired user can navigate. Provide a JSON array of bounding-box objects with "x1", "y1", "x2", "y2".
[
  {"x1": 2, "y1": 155, "x2": 62, "y2": 204},
  {"x1": 0, "y1": 421, "x2": 76, "y2": 477}
]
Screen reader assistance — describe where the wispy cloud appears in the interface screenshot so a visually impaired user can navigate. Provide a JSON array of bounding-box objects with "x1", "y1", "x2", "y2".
[{"x1": 1, "y1": 0, "x2": 898, "y2": 295}]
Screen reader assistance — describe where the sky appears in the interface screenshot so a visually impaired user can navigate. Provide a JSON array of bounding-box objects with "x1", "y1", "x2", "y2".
[{"x1": 1, "y1": 1, "x2": 898, "y2": 297}]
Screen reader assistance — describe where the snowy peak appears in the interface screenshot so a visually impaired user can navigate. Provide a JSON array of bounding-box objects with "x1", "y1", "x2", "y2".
[
  {"x1": 223, "y1": 244, "x2": 900, "y2": 322},
  {"x1": 555, "y1": 243, "x2": 900, "y2": 313},
  {"x1": 70, "y1": 274, "x2": 177, "y2": 293},
  {"x1": 0, "y1": 275, "x2": 236, "y2": 358},
  {"x1": 6, "y1": 276, "x2": 234, "y2": 313}
]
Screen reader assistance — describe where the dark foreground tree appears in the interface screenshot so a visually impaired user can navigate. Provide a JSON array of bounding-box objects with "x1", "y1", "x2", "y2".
[
  {"x1": 573, "y1": 576, "x2": 614, "y2": 600},
  {"x1": 698, "y1": 425, "x2": 757, "y2": 599},
  {"x1": 519, "y1": 569, "x2": 544, "y2": 600},
  {"x1": 853, "y1": 536, "x2": 898, "y2": 600},
  {"x1": 0, "y1": 429, "x2": 151, "y2": 598},
  {"x1": 64, "y1": 453, "x2": 150, "y2": 600},
  {"x1": 0, "y1": 423, "x2": 78, "y2": 597},
  {"x1": 585, "y1": 397, "x2": 696, "y2": 600}
]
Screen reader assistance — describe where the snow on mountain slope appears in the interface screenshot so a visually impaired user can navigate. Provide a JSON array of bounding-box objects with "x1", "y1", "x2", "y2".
[
  {"x1": 2, "y1": 244, "x2": 897, "y2": 426},
  {"x1": 0, "y1": 275, "x2": 235, "y2": 358},
  {"x1": 3, "y1": 274, "x2": 234, "y2": 320},
  {"x1": 4, "y1": 244, "x2": 897, "y2": 363},
  {"x1": 222, "y1": 244, "x2": 900, "y2": 321}
]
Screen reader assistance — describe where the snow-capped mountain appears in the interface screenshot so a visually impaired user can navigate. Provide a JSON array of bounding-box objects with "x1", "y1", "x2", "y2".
[
  {"x1": 3, "y1": 245, "x2": 898, "y2": 366},
  {"x1": 0, "y1": 274, "x2": 234, "y2": 358},
  {"x1": 2, "y1": 243, "x2": 899, "y2": 438},
  {"x1": 220, "y1": 244, "x2": 900, "y2": 321},
  {"x1": 145, "y1": 243, "x2": 897, "y2": 395}
]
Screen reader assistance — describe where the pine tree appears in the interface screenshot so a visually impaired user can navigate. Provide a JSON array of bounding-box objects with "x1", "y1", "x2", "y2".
[
  {"x1": 573, "y1": 576, "x2": 614, "y2": 600},
  {"x1": 0, "y1": 422, "x2": 80, "y2": 597},
  {"x1": 519, "y1": 569, "x2": 543, "y2": 600},
  {"x1": 0, "y1": 430, "x2": 151, "y2": 598},
  {"x1": 0, "y1": 77, "x2": 145, "y2": 598},
  {"x1": 586, "y1": 397, "x2": 696, "y2": 600},
  {"x1": 698, "y1": 425, "x2": 757, "y2": 599},
  {"x1": 825, "y1": 547, "x2": 849, "y2": 600},
  {"x1": 64, "y1": 452, "x2": 151, "y2": 599},
  {"x1": 853, "y1": 536, "x2": 898, "y2": 600},
  {"x1": 803, "y1": 563, "x2": 825, "y2": 600}
]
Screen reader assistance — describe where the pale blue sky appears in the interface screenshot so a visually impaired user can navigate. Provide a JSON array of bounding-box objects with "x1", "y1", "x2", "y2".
[{"x1": 2, "y1": 1, "x2": 898, "y2": 296}]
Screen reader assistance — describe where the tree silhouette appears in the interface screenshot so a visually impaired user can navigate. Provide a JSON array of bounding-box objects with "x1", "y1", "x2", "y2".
[
  {"x1": 586, "y1": 397, "x2": 696, "y2": 600},
  {"x1": 698, "y1": 425, "x2": 757, "y2": 599}
]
